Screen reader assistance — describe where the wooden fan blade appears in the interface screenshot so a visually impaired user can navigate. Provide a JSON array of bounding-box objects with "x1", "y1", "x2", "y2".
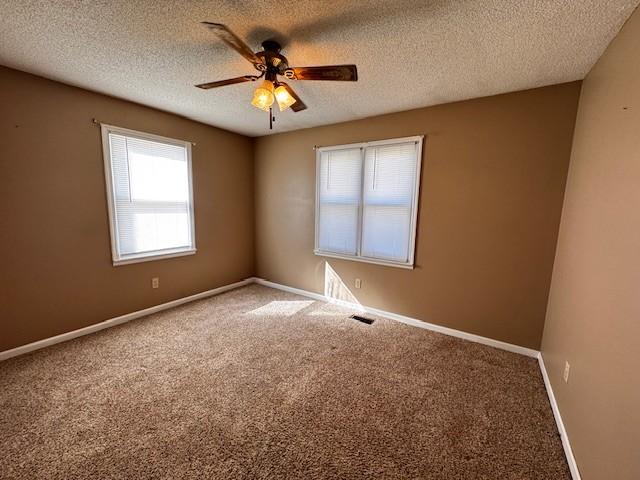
[
  {"x1": 284, "y1": 65, "x2": 358, "y2": 81},
  {"x1": 195, "y1": 75, "x2": 260, "y2": 89},
  {"x1": 201, "y1": 22, "x2": 262, "y2": 66},
  {"x1": 281, "y1": 83, "x2": 307, "y2": 112}
]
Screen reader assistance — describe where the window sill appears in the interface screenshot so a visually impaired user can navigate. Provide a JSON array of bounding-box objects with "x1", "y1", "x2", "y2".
[
  {"x1": 113, "y1": 248, "x2": 196, "y2": 266},
  {"x1": 314, "y1": 250, "x2": 414, "y2": 270}
]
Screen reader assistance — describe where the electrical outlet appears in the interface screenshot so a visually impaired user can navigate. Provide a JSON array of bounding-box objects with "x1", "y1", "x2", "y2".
[
  {"x1": 152, "y1": 277, "x2": 159, "y2": 289},
  {"x1": 355, "y1": 278, "x2": 362, "y2": 289},
  {"x1": 563, "y1": 361, "x2": 570, "y2": 383}
]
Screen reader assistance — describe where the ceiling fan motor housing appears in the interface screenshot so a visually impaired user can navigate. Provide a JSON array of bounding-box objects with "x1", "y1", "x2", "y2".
[
  {"x1": 256, "y1": 40, "x2": 289, "y2": 76},
  {"x1": 261, "y1": 40, "x2": 282, "y2": 53}
]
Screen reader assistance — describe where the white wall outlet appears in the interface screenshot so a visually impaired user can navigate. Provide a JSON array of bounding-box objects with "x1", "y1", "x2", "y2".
[
  {"x1": 152, "y1": 277, "x2": 159, "y2": 289},
  {"x1": 354, "y1": 278, "x2": 362, "y2": 289},
  {"x1": 563, "y1": 361, "x2": 570, "y2": 383}
]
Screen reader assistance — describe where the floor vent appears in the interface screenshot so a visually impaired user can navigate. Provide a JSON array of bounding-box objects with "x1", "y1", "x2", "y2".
[{"x1": 350, "y1": 314, "x2": 374, "y2": 325}]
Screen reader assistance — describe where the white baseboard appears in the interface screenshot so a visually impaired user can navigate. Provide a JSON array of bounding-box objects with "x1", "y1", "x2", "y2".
[
  {"x1": 252, "y1": 277, "x2": 539, "y2": 358},
  {"x1": 253, "y1": 277, "x2": 582, "y2": 475},
  {"x1": 0, "y1": 278, "x2": 253, "y2": 362},
  {"x1": 2, "y1": 276, "x2": 538, "y2": 361},
  {"x1": 1, "y1": 275, "x2": 578, "y2": 478},
  {"x1": 538, "y1": 353, "x2": 581, "y2": 480}
]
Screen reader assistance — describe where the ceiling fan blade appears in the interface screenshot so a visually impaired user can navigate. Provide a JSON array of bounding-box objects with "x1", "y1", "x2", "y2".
[
  {"x1": 201, "y1": 22, "x2": 262, "y2": 66},
  {"x1": 280, "y1": 83, "x2": 307, "y2": 112},
  {"x1": 195, "y1": 75, "x2": 261, "y2": 89},
  {"x1": 284, "y1": 65, "x2": 358, "y2": 81}
]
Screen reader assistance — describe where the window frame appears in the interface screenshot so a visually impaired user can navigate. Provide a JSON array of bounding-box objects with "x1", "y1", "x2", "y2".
[
  {"x1": 101, "y1": 124, "x2": 196, "y2": 266},
  {"x1": 314, "y1": 135, "x2": 424, "y2": 269}
]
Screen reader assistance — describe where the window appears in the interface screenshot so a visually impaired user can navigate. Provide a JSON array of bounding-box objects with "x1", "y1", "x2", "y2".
[
  {"x1": 315, "y1": 136, "x2": 423, "y2": 268},
  {"x1": 101, "y1": 125, "x2": 196, "y2": 265}
]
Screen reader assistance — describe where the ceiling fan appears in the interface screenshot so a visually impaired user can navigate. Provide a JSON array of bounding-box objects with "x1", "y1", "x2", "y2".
[{"x1": 195, "y1": 22, "x2": 358, "y2": 129}]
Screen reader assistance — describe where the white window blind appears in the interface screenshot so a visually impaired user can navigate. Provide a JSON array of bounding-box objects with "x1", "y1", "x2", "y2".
[
  {"x1": 317, "y1": 148, "x2": 362, "y2": 255},
  {"x1": 102, "y1": 125, "x2": 196, "y2": 265},
  {"x1": 315, "y1": 136, "x2": 423, "y2": 268}
]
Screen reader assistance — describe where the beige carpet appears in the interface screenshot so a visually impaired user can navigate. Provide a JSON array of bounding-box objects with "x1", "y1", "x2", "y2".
[{"x1": 0, "y1": 284, "x2": 570, "y2": 479}]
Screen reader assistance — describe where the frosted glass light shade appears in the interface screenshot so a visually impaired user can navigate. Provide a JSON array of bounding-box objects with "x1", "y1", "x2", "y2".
[
  {"x1": 251, "y1": 80, "x2": 275, "y2": 111},
  {"x1": 274, "y1": 84, "x2": 297, "y2": 111}
]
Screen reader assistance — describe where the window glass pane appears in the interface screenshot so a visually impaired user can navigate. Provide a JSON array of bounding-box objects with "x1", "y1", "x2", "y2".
[
  {"x1": 318, "y1": 149, "x2": 362, "y2": 203},
  {"x1": 115, "y1": 203, "x2": 191, "y2": 255},
  {"x1": 318, "y1": 203, "x2": 360, "y2": 255},
  {"x1": 126, "y1": 137, "x2": 189, "y2": 202},
  {"x1": 317, "y1": 148, "x2": 362, "y2": 255},
  {"x1": 361, "y1": 205, "x2": 412, "y2": 262}
]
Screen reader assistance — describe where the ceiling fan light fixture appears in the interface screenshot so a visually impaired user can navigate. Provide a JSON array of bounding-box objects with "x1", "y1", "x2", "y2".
[
  {"x1": 274, "y1": 84, "x2": 297, "y2": 111},
  {"x1": 251, "y1": 79, "x2": 275, "y2": 111},
  {"x1": 197, "y1": 23, "x2": 358, "y2": 123}
]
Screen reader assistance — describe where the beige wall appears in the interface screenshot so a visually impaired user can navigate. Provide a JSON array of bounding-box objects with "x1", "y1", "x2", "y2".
[
  {"x1": 541, "y1": 7, "x2": 640, "y2": 480},
  {"x1": 0, "y1": 66, "x2": 255, "y2": 352},
  {"x1": 254, "y1": 82, "x2": 581, "y2": 350}
]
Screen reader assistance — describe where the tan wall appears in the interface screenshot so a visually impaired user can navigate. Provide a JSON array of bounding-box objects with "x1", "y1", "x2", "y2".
[
  {"x1": 254, "y1": 82, "x2": 581, "y2": 350},
  {"x1": 541, "y1": 8, "x2": 640, "y2": 480},
  {"x1": 0, "y1": 66, "x2": 254, "y2": 352}
]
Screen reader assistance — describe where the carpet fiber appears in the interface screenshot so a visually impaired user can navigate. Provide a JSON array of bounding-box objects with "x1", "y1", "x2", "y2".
[{"x1": 0, "y1": 285, "x2": 570, "y2": 479}]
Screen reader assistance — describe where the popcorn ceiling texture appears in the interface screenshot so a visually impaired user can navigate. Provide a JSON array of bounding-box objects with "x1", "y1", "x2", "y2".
[
  {"x1": 0, "y1": 285, "x2": 570, "y2": 479},
  {"x1": 0, "y1": 1, "x2": 636, "y2": 136}
]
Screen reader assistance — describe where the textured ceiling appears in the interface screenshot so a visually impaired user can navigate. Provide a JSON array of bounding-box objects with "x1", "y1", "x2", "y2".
[{"x1": 1, "y1": 1, "x2": 638, "y2": 137}]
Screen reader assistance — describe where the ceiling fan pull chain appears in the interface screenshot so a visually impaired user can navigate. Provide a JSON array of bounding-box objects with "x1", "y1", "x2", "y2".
[{"x1": 269, "y1": 106, "x2": 273, "y2": 130}]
